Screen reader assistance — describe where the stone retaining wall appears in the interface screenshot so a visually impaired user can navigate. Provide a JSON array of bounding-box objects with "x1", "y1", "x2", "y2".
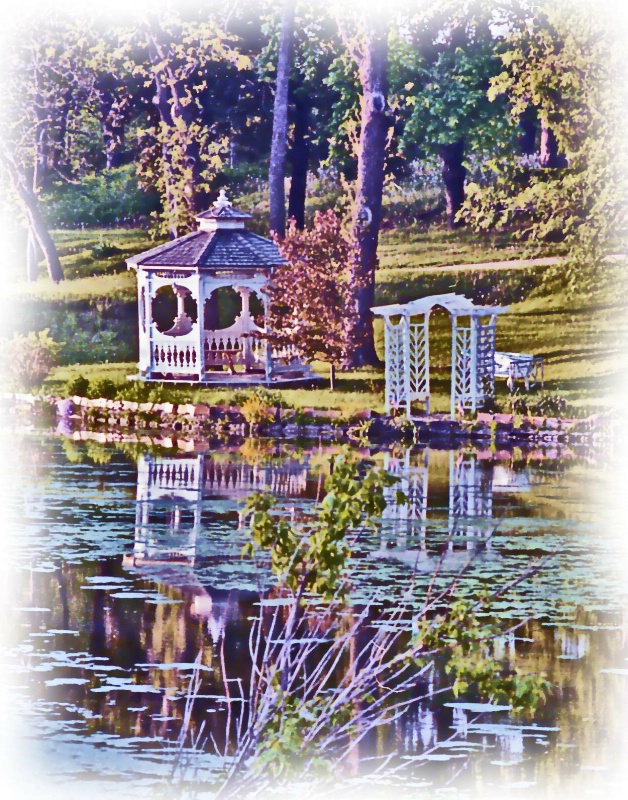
[{"x1": 1, "y1": 392, "x2": 613, "y2": 447}]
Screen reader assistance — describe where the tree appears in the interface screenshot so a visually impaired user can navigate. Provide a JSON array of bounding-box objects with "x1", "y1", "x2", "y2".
[
  {"x1": 122, "y1": 11, "x2": 251, "y2": 237},
  {"x1": 337, "y1": 8, "x2": 390, "y2": 368},
  {"x1": 0, "y1": 15, "x2": 92, "y2": 281},
  {"x1": 265, "y1": 210, "x2": 355, "y2": 389},
  {"x1": 268, "y1": 0, "x2": 295, "y2": 237},
  {"x1": 398, "y1": 4, "x2": 515, "y2": 228},
  {"x1": 459, "y1": 0, "x2": 626, "y2": 290}
]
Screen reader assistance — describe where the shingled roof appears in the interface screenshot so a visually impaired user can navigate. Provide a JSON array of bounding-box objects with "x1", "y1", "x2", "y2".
[{"x1": 127, "y1": 191, "x2": 286, "y2": 270}]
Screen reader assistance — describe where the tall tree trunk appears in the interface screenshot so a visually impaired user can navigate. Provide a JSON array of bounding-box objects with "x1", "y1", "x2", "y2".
[
  {"x1": 288, "y1": 93, "x2": 310, "y2": 229},
  {"x1": 439, "y1": 139, "x2": 466, "y2": 229},
  {"x1": 344, "y1": 17, "x2": 388, "y2": 368},
  {"x1": 2, "y1": 153, "x2": 63, "y2": 283},
  {"x1": 269, "y1": 0, "x2": 295, "y2": 237},
  {"x1": 518, "y1": 106, "x2": 537, "y2": 155},
  {"x1": 96, "y1": 79, "x2": 128, "y2": 170},
  {"x1": 540, "y1": 119, "x2": 568, "y2": 168},
  {"x1": 26, "y1": 228, "x2": 39, "y2": 282}
]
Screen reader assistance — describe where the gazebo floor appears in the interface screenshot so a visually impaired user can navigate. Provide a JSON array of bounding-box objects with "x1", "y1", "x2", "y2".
[{"x1": 128, "y1": 373, "x2": 324, "y2": 388}]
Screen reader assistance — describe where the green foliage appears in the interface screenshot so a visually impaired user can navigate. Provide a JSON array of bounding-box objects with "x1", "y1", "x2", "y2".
[
  {"x1": 114, "y1": 380, "x2": 168, "y2": 404},
  {"x1": 240, "y1": 394, "x2": 276, "y2": 426},
  {"x1": 65, "y1": 374, "x2": 90, "y2": 397},
  {"x1": 242, "y1": 452, "x2": 399, "y2": 600},
  {"x1": 87, "y1": 377, "x2": 117, "y2": 400},
  {"x1": 252, "y1": 681, "x2": 351, "y2": 780},
  {"x1": 505, "y1": 390, "x2": 570, "y2": 418},
  {"x1": 414, "y1": 597, "x2": 550, "y2": 716},
  {"x1": 41, "y1": 166, "x2": 159, "y2": 228},
  {"x1": 460, "y1": 1, "x2": 626, "y2": 290},
  {"x1": 50, "y1": 308, "x2": 129, "y2": 365},
  {"x1": 397, "y1": 11, "x2": 514, "y2": 160},
  {"x1": 1, "y1": 329, "x2": 62, "y2": 391}
]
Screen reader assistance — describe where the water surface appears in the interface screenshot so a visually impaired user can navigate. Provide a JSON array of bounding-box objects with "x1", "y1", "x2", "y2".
[{"x1": 1, "y1": 429, "x2": 626, "y2": 800}]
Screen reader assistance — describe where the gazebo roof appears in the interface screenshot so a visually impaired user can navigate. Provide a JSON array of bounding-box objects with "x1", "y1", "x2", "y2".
[
  {"x1": 372, "y1": 292, "x2": 509, "y2": 318},
  {"x1": 127, "y1": 190, "x2": 286, "y2": 270}
]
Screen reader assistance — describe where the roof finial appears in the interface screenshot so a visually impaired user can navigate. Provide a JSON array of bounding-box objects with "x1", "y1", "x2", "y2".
[{"x1": 213, "y1": 188, "x2": 232, "y2": 211}]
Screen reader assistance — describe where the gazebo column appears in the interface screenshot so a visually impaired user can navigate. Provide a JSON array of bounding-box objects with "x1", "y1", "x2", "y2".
[
  {"x1": 194, "y1": 273, "x2": 205, "y2": 380},
  {"x1": 261, "y1": 291, "x2": 274, "y2": 382},
  {"x1": 235, "y1": 285, "x2": 255, "y2": 372},
  {"x1": 137, "y1": 271, "x2": 151, "y2": 377}
]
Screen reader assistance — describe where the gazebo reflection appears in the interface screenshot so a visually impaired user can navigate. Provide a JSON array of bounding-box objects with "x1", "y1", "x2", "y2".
[{"x1": 123, "y1": 451, "x2": 312, "y2": 642}]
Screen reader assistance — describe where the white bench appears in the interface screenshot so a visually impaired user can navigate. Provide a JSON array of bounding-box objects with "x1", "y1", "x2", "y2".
[{"x1": 494, "y1": 351, "x2": 544, "y2": 391}]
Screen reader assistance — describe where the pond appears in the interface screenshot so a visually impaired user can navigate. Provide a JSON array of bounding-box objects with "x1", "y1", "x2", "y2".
[{"x1": 1, "y1": 427, "x2": 627, "y2": 800}]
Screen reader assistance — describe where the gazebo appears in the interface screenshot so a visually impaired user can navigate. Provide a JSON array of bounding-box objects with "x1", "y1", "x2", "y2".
[
  {"x1": 372, "y1": 293, "x2": 509, "y2": 419},
  {"x1": 126, "y1": 190, "x2": 314, "y2": 385}
]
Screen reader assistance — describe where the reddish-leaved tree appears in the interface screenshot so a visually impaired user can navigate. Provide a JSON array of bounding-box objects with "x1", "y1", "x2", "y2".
[{"x1": 266, "y1": 210, "x2": 355, "y2": 390}]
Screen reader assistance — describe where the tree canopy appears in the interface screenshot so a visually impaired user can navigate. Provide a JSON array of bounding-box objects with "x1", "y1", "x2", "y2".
[{"x1": 1, "y1": 0, "x2": 623, "y2": 297}]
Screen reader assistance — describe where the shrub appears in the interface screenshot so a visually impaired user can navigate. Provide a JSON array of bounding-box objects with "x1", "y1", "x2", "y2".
[
  {"x1": 241, "y1": 393, "x2": 276, "y2": 426},
  {"x1": 91, "y1": 237, "x2": 122, "y2": 259},
  {"x1": 115, "y1": 380, "x2": 152, "y2": 403},
  {"x1": 1, "y1": 329, "x2": 61, "y2": 391},
  {"x1": 52, "y1": 309, "x2": 130, "y2": 365},
  {"x1": 65, "y1": 375, "x2": 90, "y2": 397},
  {"x1": 505, "y1": 389, "x2": 570, "y2": 418},
  {"x1": 87, "y1": 377, "x2": 118, "y2": 400}
]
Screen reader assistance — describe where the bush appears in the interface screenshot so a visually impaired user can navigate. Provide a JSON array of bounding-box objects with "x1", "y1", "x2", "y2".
[
  {"x1": 91, "y1": 236, "x2": 122, "y2": 259},
  {"x1": 227, "y1": 386, "x2": 283, "y2": 409},
  {"x1": 505, "y1": 389, "x2": 570, "y2": 418},
  {"x1": 65, "y1": 375, "x2": 90, "y2": 397},
  {"x1": 1, "y1": 329, "x2": 61, "y2": 391},
  {"x1": 51, "y1": 308, "x2": 132, "y2": 365},
  {"x1": 87, "y1": 377, "x2": 118, "y2": 400},
  {"x1": 241, "y1": 393, "x2": 276, "y2": 426}
]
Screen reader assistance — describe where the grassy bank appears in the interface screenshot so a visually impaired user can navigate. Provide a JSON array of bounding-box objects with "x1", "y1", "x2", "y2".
[{"x1": 8, "y1": 225, "x2": 625, "y2": 417}]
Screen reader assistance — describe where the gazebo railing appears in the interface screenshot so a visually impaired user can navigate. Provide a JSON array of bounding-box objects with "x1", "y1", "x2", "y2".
[
  {"x1": 148, "y1": 330, "x2": 305, "y2": 378},
  {"x1": 152, "y1": 339, "x2": 200, "y2": 375}
]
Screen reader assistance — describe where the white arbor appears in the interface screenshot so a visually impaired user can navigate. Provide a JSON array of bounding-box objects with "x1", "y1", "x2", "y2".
[{"x1": 372, "y1": 293, "x2": 509, "y2": 419}]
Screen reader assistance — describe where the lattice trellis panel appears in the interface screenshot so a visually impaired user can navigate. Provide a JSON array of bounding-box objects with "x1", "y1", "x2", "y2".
[
  {"x1": 452, "y1": 326, "x2": 474, "y2": 410},
  {"x1": 476, "y1": 319, "x2": 496, "y2": 401},
  {"x1": 384, "y1": 318, "x2": 407, "y2": 413},
  {"x1": 408, "y1": 322, "x2": 429, "y2": 400}
]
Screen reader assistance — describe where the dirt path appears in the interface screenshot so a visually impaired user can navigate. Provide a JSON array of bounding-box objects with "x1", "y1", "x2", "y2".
[{"x1": 432, "y1": 255, "x2": 561, "y2": 273}]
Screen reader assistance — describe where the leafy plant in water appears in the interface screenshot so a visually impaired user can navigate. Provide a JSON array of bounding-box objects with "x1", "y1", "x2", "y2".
[
  {"x1": 174, "y1": 457, "x2": 552, "y2": 798},
  {"x1": 241, "y1": 452, "x2": 401, "y2": 600},
  {"x1": 414, "y1": 596, "x2": 550, "y2": 716}
]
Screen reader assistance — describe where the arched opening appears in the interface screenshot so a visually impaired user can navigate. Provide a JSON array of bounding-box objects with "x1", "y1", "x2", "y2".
[
  {"x1": 203, "y1": 287, "x2": 242, "y2": 330},
  {"x1": 152, "y1": 285, "x2": 198, "y2": 335},
  {"x1": 250, "y1": 290, "x2": 265, "y2": 326}
]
